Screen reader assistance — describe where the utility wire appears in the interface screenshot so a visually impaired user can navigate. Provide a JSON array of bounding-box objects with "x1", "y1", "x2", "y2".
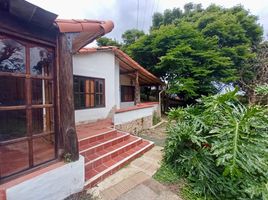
[
  {"x1": 136, "y1": 0, "x2": 140, "y2": 29},
  {"x1": 151, "y1": 0, "x2": 156, "y2": 17},
  {"x1": 142, "y1": 0, "x2": 148, "y2": 31},
  {"x1": 155, "y1": 0, "x2": 160, "y2": 13},
  {"x1": 149, "y1": 0, "x2": 156, "y2": 30}
]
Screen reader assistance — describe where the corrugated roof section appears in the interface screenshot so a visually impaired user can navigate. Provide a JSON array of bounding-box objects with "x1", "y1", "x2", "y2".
[{"x1": 1, "y1": 0, "x2": 58, "y2": 29}]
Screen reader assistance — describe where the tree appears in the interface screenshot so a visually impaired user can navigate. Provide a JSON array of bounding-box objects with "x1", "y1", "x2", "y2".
[
  {"x1": 151, "y1": 5, "x2": 201, "y2": 30},
  {"x1": 126, "y1": 4, "x2": 263, "y2": 104},
  {"x1": 96, "y1": 37, "x2": 121, "y2": 47},
  {"x1": 241, "y1": 42, "x2": 268, "y2": 104},
  {"x1": 121, "y1": 29, "x2": 144, "y2": 46}
]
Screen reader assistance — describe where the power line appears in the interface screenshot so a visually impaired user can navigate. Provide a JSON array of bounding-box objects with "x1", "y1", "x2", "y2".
[
  {"x1": 142, "y1": 0, "x2": 148, "y2": 30},
  {"x1": 136, "y1": 0, "x2": 140, "y2": 29},
  {"x1": 155, "y1": 0, "x2": 160, "y2": 13},
  {"x1": 151, "y1": 0, "x2": 156, "y2": 17}
]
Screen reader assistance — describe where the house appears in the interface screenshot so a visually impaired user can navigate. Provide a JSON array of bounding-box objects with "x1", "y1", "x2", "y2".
[
  {"x1": 0, "y1": 1, "x2": 163, "y2": 199},
  {"x1": 73, "y1": 46, "x2": 163, "y2": 133},
  {"x1": 0, "y1": 0, "x2": 113, "y2": 199}
]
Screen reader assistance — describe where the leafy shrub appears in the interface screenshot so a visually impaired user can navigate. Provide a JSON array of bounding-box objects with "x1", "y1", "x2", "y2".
[{"x1": 164, "y1": 89, "x2": 268, "y2": 199}]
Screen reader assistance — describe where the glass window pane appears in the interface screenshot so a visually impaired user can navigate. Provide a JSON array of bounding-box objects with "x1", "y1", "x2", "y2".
[
  {"x1": 32, "y1": 79, "x2": 53, "y2": 105},
  {"x1": 0, "y1": 141, "x2": 29, "y2": 178},
  {"x1": 30, "y1": 47, "x2": 53, "y2": 76},
  {"x1": 0, "y1": 110, "x2": 27, "y2": 142},
  {"x1": 100, "y1": 81, "x2": 103, "y2": 93},
  {"x1": 0, "y1": 76, "x2": 25, "y2": 106},
  {"x1": 74, "y1": 93, "x2": 80, "y2": 109},
  {"x1": 95, "y1": 80, "x2": 99, "y2": 93},
  {"x1": 95, "y1": 94, "x2": 100, "y2": 106},
  {"x1": 73, "y1": 77, "x2": 79, "y2": 93},
  {"x1": 79, "y1": 79, "x2": 85, "y2": 93},
  {"x1": 32, "y1": 108, "x2": 54, "y2": 134},
  {"x1": 0, "y1": 38, "x2": 26, "y2": 73},
  {"x1": 33, "y1": 134, "x2": 55, "y2": 165}
]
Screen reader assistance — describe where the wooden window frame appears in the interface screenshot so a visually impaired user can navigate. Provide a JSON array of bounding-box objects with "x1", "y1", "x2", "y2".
[
  {"x1": 74, "y1": 75, "x2": 105, "y2": 110},
  {"x1": 121, "y1": 85, "x2": 135, "y2": 102},
  {"x1": 0, "y1": 32, "x2": 58, "y2": 182}
]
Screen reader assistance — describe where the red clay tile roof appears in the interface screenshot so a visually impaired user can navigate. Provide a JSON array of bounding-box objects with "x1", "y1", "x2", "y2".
[
  {"x1": 55, "y1": 19, "x2": 114, "y2": 34},
  {"x1": 55, "y1": 20, "x2": 114, "y2": 52},
  {"x1": 79, "y1": 46, "x2": 164, "y2": 85}
]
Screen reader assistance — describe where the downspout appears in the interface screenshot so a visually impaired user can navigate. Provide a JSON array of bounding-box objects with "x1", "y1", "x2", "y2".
[{"x1": 158, "y1": 88, "x2": 165, "y2": 118}]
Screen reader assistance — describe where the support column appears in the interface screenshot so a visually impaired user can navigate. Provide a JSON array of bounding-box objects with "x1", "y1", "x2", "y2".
[
  {"x1": 58, "y1": 33, "x2": 79, "y2": 161},
  {"x1": 134, "y1": 71, "x2": 140, "y2": 105}
]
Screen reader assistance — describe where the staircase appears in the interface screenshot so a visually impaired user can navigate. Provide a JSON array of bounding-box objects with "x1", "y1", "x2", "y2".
[{"x1": 76, "y1": 120, "x2": 154, "y2": 188}]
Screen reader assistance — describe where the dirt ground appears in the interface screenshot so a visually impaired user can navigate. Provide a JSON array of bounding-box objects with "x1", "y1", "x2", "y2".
[{"x1": 138, "y1": 120, "x2": 168, "y2": 147}]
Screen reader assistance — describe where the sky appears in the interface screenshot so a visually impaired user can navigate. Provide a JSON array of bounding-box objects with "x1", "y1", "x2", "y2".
[{"x1": 27, "y1": 0, "x2": 268, "y2": 42}]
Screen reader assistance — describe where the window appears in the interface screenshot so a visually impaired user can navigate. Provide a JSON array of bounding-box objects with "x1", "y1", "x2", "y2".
[
  {"x1": 121, "y1": 86, "x2": 135, "y2": 102},
  {"x1": 0, "y1": 35, "x2": 56, "y2": 181},
  {"x1": 74, "y1": 76, "x2": 105, "y2": 109}
]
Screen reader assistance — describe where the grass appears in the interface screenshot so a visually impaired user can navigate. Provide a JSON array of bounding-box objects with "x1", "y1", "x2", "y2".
[
  {"x1": 153, "y1": 163, "x2": 180, "y2": 183},
  {"x1": 154, "y1": 163, "x2": 209, "y2": 200}
]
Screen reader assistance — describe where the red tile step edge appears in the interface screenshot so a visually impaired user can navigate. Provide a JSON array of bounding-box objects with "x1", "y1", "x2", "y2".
[
  {"x1": 78, "y1": 129, "x2": 117, "y2": 149},
  {"x1": 84, "y1": 140, "x2": 154, "y2": 189},
  {"x1": 79, "y1": 131, "x2": 129, "y2": 152},
  {"x1": 84, "y1": 135, "x2": 142, "y2": 169},
  {"x1": 80, "y1": 132, "x2": 133, "y2": 162}
]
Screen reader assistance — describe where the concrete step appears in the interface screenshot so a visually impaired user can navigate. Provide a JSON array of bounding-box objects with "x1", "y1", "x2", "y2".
[
  {"x1": 78, "y1": 129, "x2": 117, "y2": 150},
  {"x1": 84, "y1": 140, "x2": 154, "y2": 188},
  {"x1": 79, "y1": 131, "x2": 129, "y2": 153},
  {"x1": 84, "y1": 135, "x2": 142, "y2": 169}
]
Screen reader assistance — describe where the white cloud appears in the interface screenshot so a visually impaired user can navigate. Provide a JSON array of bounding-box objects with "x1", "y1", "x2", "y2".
[{"x1": 27, "y1": 0, "x2": 268, "y2": 40}]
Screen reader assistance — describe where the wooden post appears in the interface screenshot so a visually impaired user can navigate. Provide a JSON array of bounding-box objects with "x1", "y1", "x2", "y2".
[
  {"x1": 134, "y1": 71, "x2": 140, "y2": 105},
  {"x1": 58, "y1": 33, "x2": 79, "y2": 161}
]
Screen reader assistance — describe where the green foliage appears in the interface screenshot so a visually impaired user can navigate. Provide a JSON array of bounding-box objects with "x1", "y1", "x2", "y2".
[
  {"x1": 181, "y1": 185, "x2": 212, "y2": 200},
  {"x1": 126, "y1": 4, "x2": 263, "y2": 104},
  {"x1": 256, "y1": 84, "x2": 268, "y2": 95},
  {"x1": 121, "y1": 29, "x2": 145, "y2": 46},
  {"x1": 153, "y1": 163, "x2": 180, "y2": 183},
  {"x1": 163, "y1": 90, "x2": 268, "y2": 199},
  {"x1": 96, "y1": 37, "x2": 121, "y2": 47},
  {"x1": 63, "y1": 153, "x2": 72, "y2": 163}
]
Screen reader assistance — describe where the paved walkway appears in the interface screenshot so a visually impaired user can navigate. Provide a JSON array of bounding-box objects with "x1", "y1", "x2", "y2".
[{"x1": 88, "y1": 146, "x2": 181, "y2": 200}]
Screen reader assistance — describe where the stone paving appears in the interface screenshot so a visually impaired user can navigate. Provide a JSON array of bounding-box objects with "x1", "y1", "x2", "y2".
[{"x1": 88, "y1": 146, "x2": 181, "y2": 200}]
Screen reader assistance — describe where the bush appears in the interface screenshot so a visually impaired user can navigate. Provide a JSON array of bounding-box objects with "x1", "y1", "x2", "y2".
[{"x1": 164, "y1": 89, "x2": 268, "y2": 199}]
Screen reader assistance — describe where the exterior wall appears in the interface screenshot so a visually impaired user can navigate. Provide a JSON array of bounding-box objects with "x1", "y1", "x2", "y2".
[
  {"x1": 114, "y1": 107, "x2": 153, "y2": 125},
  {"x1": 73, "y1": 52, "x2": 116, "y2": 123},
  {"x1": 115, "y1": 116, "x2": 152, "y2": 135},
  {"x1": 114, "y1": 59, "x2": 120, "y2": 109},
  {"x1": 152, "y1": 103, "x2": 161, "y2": 117},
  {"x1": 120, "y1": 102, "x2": 135, "y2": 108},
  {"x1": 3, "y1": 156, "x2": 85, "y2": 200}
]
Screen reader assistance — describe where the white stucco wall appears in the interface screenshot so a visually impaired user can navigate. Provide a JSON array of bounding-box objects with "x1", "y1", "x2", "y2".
[
  {"x1": 120, "y1": 101, "x2": 135, "y2": 108},
  {"x1": 115, "y1": 59, "x2": 120, "y2": 109},
  {"x1": 114, "y1": 107, "x2": 154, "y2": 125},
  {"x1": 6, "y1": 156, "x2": 85, "y2": 200},
  {"x1": 73, "y1": 52, "x2": 116, "y2": 123}
]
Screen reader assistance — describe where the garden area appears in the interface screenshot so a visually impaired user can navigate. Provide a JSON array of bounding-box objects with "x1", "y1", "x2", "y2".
[{"x1": 98, "y1": 2, "x2": 268, "y2": 200}]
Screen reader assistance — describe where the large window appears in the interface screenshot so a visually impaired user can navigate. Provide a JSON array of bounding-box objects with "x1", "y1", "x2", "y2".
[
  {"x1": 121, "y1": 86, "x2": 135, "y2": 102},
  {"x1": 0, "y1": 34, "x2": 56, "y2": 181},
  {"x1": 74, "y1": 76, "x2": 105, "y2": 109}
]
